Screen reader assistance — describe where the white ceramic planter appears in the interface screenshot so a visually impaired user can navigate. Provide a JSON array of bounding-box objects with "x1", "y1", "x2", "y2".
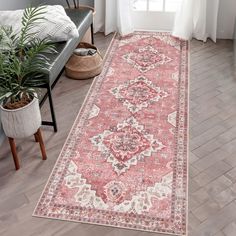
[{"x1": 0, "y1": 96, "x2": 41, "y2": 139}]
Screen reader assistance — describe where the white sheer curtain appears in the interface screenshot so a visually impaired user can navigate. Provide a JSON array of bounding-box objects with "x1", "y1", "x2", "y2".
[
  {"x1": 172, "y1": 0, "x2": 219, "y2": 42},
  {"x1": 94, "y1": 0, "x2": 134, "y2": 36}
]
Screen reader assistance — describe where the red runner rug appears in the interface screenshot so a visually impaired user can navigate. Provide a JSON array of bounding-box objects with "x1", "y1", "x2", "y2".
[{"x1": 34, "y1": 32, "x2": 188, "y2": 235}]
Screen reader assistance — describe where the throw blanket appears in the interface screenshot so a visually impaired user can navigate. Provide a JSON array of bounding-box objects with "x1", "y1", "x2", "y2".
[{"x1": 0, "y1": 5, "x2": 79, "y2": 42}]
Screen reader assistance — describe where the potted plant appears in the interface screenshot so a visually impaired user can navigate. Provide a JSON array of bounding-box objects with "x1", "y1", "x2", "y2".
[{"x1": 0, "y1": 6, "x2": 55, "y2": 139}]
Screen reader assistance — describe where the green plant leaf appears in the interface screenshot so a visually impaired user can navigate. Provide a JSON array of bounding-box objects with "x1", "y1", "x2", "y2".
[{"x1": 0, "y1": 5, "x2": 56, "y2": 106}]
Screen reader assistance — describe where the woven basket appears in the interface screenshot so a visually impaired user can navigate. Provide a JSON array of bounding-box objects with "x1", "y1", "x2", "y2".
[{"x1": 65, "y1": 42, "x2": 103, "y2": 80}]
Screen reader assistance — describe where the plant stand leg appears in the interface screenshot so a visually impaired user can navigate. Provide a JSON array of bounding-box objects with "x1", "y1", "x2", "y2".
[
  {"x1": 34, "y1": 133, "x2": 39, "y2": 142},
  {"x1": 8, "y1": 137, "x2": 20, "y2": 170},
  {"x1": 35, "y1": 129, "x2": 47, "y2": 160}
]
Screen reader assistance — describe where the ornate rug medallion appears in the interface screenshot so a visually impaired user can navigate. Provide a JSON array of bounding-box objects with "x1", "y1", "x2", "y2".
[
  {"x1": 123, "y1": 45, "x2": 172, "y2": 72},
  {"x1": 90, "y1": 116, "x2": 165, "y2": 175},
  {"x1": 110, "y1": 76, "x2": 168, "y2": 113},
  {"x1": 34, "y1": 32, "x2": 188, "y2": 236}
]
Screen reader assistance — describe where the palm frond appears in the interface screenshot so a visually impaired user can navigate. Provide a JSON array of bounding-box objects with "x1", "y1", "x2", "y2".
[{"x1": 19, "y1": 6, "x2": 47, "y2": 48}]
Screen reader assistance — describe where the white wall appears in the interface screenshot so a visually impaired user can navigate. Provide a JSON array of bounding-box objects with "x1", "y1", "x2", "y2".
[
  {"x1": 0, "y1": 0, "x2": 94, "y2": 10},
  {"x1": 217, "y1": 0, "x2": 236, "y2": 39},
  {"x1": 0, "y1": 0, "x2": 35, "y2": 10},
  {"x1": 36, "y1": 0, "x2": 93, "y2": 7}
]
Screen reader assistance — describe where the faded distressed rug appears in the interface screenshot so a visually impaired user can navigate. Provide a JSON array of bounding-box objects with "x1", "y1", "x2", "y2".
[{"x1": 34, "y1": 32, "x2": 188, "y2": 235}]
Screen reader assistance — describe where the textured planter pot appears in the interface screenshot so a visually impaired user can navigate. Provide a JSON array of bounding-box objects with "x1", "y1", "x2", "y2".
[{"x1": 0, "y1": 96, "x2": 41, "y2": 139}]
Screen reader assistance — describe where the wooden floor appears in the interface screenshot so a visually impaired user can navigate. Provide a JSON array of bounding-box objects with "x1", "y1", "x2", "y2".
[{"x1": 0, "y1": 33, "x2": 236, "y2": 236}]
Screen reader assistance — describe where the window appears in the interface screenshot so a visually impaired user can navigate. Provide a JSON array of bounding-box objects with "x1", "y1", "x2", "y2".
[{"x1": 133, "y1": 0, "x2": 182, "y2": 12}]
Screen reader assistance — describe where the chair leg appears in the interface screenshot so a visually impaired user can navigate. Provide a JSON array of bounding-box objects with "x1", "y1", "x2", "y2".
[
  {"x1": 8, "y1": 137, "x2": 20, "y2": 170},
  {"x1": 91, "y1": 23, "x2": 94, "y2": 45},
  {"x1": 35, "y1": 129, "x2": 47, "y2": 160},
  {"x1": 47, "y1": 84, "x2": 58, "y2": 132}
]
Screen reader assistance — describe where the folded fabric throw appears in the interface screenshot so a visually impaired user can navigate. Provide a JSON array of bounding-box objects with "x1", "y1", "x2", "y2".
[
  {"x1": 0, "y1": 5, "x2": 79, "y2": 42},
  {"x1": 74, "y1": 48, "x2": 97, "y2": 56}
]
